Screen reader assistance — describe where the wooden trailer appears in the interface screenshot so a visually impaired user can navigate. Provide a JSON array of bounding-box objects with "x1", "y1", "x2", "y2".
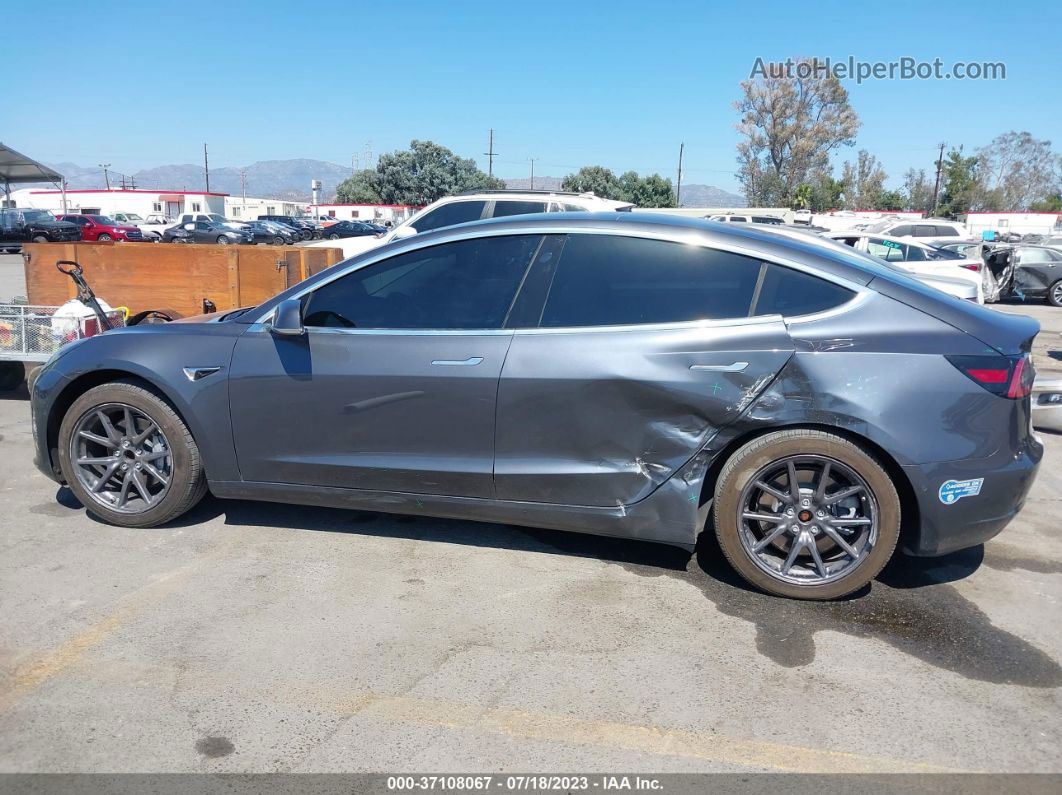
[{"x1": 21, "y1": 241, "x2": 345, "y2": 319}]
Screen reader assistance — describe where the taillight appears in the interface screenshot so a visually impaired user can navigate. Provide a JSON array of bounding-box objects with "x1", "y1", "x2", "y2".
[
  {"x1": 960, "y1": 263, "x2": 979, "y2": 271},
  {"x1": 946, "y1": 353, "x2": 1034, "y2": 399}
]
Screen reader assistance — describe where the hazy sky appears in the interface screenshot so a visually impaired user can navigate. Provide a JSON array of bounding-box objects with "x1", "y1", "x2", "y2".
[{"x1": 6, "y1": 0, "x2": 1059, "y2": 192}]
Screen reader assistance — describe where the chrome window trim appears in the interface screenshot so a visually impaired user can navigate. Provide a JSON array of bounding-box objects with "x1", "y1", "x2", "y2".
[
  {"x1": 251, "y1": 224, "x2": 872, "y2": 328},
  {"x1": 247, "y1": 323, "x2": 514, "y2": 337}
]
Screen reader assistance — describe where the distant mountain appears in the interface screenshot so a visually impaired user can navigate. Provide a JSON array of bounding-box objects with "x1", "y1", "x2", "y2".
[
  {"x1": 40, "y1": 158, "x2": 352, "y2": 201},
  {"x1": 678, "y1": 184, "x2": 746, "y2": 208}
]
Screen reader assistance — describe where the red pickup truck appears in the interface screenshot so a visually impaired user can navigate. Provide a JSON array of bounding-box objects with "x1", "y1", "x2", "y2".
[{"x1": 57, "y1": 214, "x2": 144, "y2": 242}]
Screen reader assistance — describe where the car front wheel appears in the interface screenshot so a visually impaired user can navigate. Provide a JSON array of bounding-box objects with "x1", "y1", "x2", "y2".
[
  {"x1": 58, "y1": 380, "x2": 207, "y2": 527},
  {"x1": 97, "y1": 234, "x2": 113, "y2": 242},
  {"x1": 713, "y1": 429, "x2": 900, "y2": 600}
]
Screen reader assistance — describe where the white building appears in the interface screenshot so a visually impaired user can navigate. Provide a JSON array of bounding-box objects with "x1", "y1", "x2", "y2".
[
  {"x1": 225, "y1": 196, "x2": 309, "y2": 220},
  {"x1": 317, "y1": 203, "x2": 418, "y2": 224},
  {"x1": 965, "y1": 213, "x2": 1062, "y2": 238},
  {"x1": 9, "y1": 187, "x2": 228, "y2": 219}
]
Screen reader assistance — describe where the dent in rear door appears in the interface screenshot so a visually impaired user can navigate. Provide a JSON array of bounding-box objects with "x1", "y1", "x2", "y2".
[{"x1": 494, "y1": 319, "x2": 794, "y2": 506}]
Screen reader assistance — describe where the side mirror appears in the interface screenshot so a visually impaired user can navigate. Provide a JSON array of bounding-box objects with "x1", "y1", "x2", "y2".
[
  {"x1": 268, "y1": 298, "x2": 304, "y2": 336},
  {"x1": 391, "y1": 224, "x2": 417, "y2": 240}
]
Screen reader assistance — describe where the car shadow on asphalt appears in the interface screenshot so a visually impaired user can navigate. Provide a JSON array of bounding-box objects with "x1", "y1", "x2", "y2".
[{"x1": 62, "y1": 488, "x2": 1062, "y2": 686}]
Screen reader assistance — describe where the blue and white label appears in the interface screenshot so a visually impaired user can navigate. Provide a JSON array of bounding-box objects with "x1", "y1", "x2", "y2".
[{"x1": 939, "y1": 478, "x2": 984, "y2": 505}]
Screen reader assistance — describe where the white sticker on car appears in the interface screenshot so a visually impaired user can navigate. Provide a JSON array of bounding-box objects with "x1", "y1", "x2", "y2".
[{"x1": 938, "y1": 478, "x2": 984, "y2": 505}]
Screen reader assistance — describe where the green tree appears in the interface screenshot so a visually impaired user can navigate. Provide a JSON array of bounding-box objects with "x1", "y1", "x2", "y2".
[
  {"x1": 334, "y1": 140, "x2": 503, "y2": 207},
  {"x1": 1030, "y1": 193, "x2": 1062, "y2": 213},
  {"x1": 878, "y1": 189, "x2": 905, "y2": 211},
  {"x1": 618, "y1": 171, "x2": 677, "y2": 208},
  {"x1": 792, "y1": 183, "x2": 812, "y2": 209},
  {"x1": 561, "y1": 166, "x2": 676, "y2": 207},
  {"x1": 335, "y1": 169, "x2": 382, "y2": 204},
  {"x1": 561, "y1": 166, "x2": 624, "y2": 199},
  {"x1": 977, "y1": 131, "x2": 1061, "y2": 211},
  {"x1": 901, "y1": 168, "x2": 933, "y2": 213},
  {"x1": 840, "y1": 150, "x2": 887, "y2": 209},
  {"x1": 936, "y1": 147, "x2": 981, "y2": 217},
  {"x1": 734, "y1": 57, "x2": 860, "y2": 205}
]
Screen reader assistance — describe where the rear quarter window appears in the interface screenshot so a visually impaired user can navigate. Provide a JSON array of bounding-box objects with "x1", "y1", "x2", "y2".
[{"x1": 753, "y1": 264, "x2": 854, "y2": 317}]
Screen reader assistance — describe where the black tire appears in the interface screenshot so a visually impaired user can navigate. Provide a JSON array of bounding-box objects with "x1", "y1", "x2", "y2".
[
  {"x1": 26, "y1": 364, "x2": 43, "y2": 393},
  {"x1": 328, "y1": 233, "x2": 339, "y2": 240},
  {"x1": 57, "y1": 380, "x2": 208, "y2": 528},
  {"x1": 0, "y1": 361, "x2": 25, "y2": 391},
  {"x1": 216, "y1": 236, "x2": 230, "y2": 245},
  {"x1": 713, "y1": 429, "x2": 900, "y2": 600},
  {"x1": 1046, "y1": 280, "x2": 1062, "y2": 308},
  {"x1": 31, "y1": 235, "x2": 49, "y2": 244},
  {"x1": 97, "y1": 233, "x2": 113, "y2": 242},
  {"x1": 272, "y1": 236, "x2": 284, "y2": 246}
]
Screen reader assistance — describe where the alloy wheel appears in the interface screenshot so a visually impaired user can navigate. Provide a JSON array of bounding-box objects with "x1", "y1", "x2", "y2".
[
  {"x1": 69, "y1": 403, "x2": 173, "y2": 513},
  {"x1": 736, "y1": 454, "x2": 878, "y2": 586}
]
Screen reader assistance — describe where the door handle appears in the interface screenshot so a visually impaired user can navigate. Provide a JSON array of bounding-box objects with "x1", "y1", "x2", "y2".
[
  {"x1": 431, "y1": 357, "x2": 484, "y2": 366},
  {"x1": 690, "y1": 361, "x2": 749, "y2": 372}
]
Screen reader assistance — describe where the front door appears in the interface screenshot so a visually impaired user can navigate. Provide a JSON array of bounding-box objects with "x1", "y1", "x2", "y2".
[
  {"x1": 493, "y1": 233, "x2": 854, "y2": 506},
  {"x1": 229, "y1": 233, "x2": 545, "y2": 498}
]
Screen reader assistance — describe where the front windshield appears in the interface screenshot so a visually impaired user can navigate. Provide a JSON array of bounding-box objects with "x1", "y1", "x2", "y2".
[
  {"x1": 89, "y1": 215, "x2": 116, "y2": 225},
  {"x1": 124, "y1": 213, "x2": 144, "y2": 221},
  {"x1": 22, "y1": 210, "x2": 57, "y2": 222}
]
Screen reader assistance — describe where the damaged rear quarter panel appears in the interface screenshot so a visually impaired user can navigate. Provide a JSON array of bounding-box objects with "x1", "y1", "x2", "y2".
[{"x1": 494, "y1": 319, "x2": 794, "y2": 507}]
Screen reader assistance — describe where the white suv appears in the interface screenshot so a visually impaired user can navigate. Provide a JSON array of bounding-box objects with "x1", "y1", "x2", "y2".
[
  {"x1": 310, "y1": 190, "x2": 634, "y2": 257},
  {"x1": 861, "y1": 217, "x2": 969, "y2": 239}
]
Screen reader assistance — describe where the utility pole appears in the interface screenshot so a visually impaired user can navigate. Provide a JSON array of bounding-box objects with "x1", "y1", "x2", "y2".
[
  {"x1": 98, "y1": 163, "x2": 111, "y2": 190},
  {"x1": 529, "y1": 158, "x2": 538, "y2": 190},
  {"x1": 351, "y1": 154, "x2": 358, "y2": 176},
  {"x1": 676, "y1": 142, "x2": 685, "y2": 207},
  {"x1": 240, "y1": 169, "x2": 247, "y2": 206},
  {"x1": 203, "y1": 143, "x2": 211, "y2": 192},
  {"x1": 930, "y1": 141, "x2": 946, "y2": 215},
  {"x1": 483, "y1": 129, "x2": 496, "y2": 178}
]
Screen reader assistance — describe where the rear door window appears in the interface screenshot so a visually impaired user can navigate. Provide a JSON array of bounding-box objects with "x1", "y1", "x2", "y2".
[
  {"x1": 491, "y1": 200, "x2": 548, "y2": 218},
  {"x1": 539, "y1": 235, "x2": 761, "y2": 327},
  {"x1": 410, "y1": 201, "x2": 487, "y2": 234},
  {"x1": 889, "y1": 224, "x2": 914, "y2": 237},
  {"x1": 932, "y1": 225, "x2": 959, "y2": 237},
  {"x1": 913, "y1": 225, "x2": 937, "y2": 237}
]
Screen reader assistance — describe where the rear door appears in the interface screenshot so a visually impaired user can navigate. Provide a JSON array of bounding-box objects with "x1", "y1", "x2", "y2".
[{"x1": 494, "y1": 233, "x2": 848, "y2": 507}]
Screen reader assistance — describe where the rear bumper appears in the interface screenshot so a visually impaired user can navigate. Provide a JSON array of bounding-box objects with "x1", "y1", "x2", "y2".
[{"x1": 902, "y1": 435, "x2": 1042, "y2": 556}]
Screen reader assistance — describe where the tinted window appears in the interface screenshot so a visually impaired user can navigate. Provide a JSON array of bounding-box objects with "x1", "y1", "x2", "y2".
[
  {"x1": 889, "y1": 224, "x2": 913, "y2": 236},
  {"x1": 410, "y1": 200, "x2": 487, "y2": 234},
  {"x1": 932, "y1": 225, "x2": 959, "y2": 237},
  {"x1": 303, "y1": 234, "x2": 542, "y2": 330},
  {"x1": 562, "y1": 203, "x2": 588, "y2": 212},
  {"x1": 904, "y1": 245, "x2": 927, "y2": 261},
  {"x1": 491, "y1": 200, "x2": 547, "y2": 218},
  {"x1": 540, "y1": 235, "x2": 760, "y2": 327},
  {"x1": 753, "y1": 264, "x2": 854, "y2": 317},
  {"x1": 867, "y1": 238, "x2": 905, "y2": 262}
]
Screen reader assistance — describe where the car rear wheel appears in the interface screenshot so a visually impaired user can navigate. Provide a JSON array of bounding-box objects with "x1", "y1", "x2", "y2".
[
  {"x1": 713, "y1": 429, "x2": 900, "y2": 600},
  {"x1": 328, "y1": 233, "x2": 339, "y2": 240},
  {"x1": 58, "y1": 380, "x2": 207, "y2": 527},
  {"x1": 272, "y1": 236, "x2": 284, "y2": 246},
  {"x1": 1046, "y1": 280, "x2": 1062, "y2": 308},
  {"x1": 97, "y1": 234, "x2": 113, "y2": 242},
  {"x1": 31, "y1": 234, "x2": 49, "y2": 243}
]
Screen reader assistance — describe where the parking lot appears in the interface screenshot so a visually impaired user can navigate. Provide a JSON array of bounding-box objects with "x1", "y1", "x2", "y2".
[{"x1": 0, "y1": 252, "x2": 1059, "y2": 774}]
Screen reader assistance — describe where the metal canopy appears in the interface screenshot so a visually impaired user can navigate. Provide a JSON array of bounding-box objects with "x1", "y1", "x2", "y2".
[{"x1": 0, "y1": 142, "x2": 63, "y2": 185}]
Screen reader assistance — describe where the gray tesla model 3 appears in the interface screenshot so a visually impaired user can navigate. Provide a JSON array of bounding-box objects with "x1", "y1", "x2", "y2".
[{"x1": 30, "y1": 214, "x2": 1042, "y2": 599}]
